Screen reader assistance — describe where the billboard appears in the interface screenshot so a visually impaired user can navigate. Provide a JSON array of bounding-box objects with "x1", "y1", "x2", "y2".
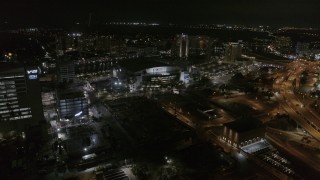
[{"x1": 26, "y1": 68, "x2": 39, "y2": 80}]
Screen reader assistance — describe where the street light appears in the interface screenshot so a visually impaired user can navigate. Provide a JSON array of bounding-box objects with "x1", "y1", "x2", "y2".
[{"x1": 165, "y1": 156, "x2": 173, "y2": 164}]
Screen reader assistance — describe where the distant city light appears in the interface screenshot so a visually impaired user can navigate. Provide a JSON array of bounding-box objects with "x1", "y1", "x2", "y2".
[{"x1": 22, "y1": 132, "x2": 26, "y2": 139}]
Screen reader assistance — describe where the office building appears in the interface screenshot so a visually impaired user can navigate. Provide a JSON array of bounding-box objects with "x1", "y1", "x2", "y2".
[
  {"x1": 224, "y1": 42, "x2": 242, "y2": 62},
  {"x1": 174, "y1": 34, "x2": 189, "y2": 58},
  {"x1": 0, "y1": 66, "x2": 44, "y2": 134},
  {"x1": 58, "y1": 60, "x2": 75, "y2": 83},
  {"x1": 180, "y1": 34, "x2": 189, "y2": 58}
]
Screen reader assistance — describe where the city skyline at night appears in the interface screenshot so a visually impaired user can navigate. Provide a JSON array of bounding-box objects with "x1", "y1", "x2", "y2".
[{"x1": 1, "y1": 1, "x2": 320, "y2": 180}]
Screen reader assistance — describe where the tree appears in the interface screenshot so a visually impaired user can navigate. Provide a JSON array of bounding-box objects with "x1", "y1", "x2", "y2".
[
  {"x1": 132, "y1": 163, "x2": 149, "y2": 180},
  {"x1": 230, "y1": 72, "x2": 245, "y2": 84},
  {"x1": 154, "y1": 166, "x2": 182, "y2": 180},
  {"x1": 198, "y1": 76, "x2": 213, "y2": 87}
]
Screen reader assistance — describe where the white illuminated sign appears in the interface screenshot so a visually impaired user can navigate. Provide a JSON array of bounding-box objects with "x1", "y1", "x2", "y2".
[
  {"x1": 75, "y1": 111, "x2": 82, "y2": 117},
  {"x1": 28, "y1": 75, "x2": 38, "y2": 80},
  {"x1": 27, "y1": 69, "x2": 38, "y2": 74},
  {"x1": 27, "y1": 68, "x2": 39, "y2": 80}
]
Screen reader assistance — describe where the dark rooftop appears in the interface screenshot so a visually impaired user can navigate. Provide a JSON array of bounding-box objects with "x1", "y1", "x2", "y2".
[
  {"x1": 225, "y1": 116, "x2": 262, "y2": 133},
  {"x1": 58, "y1": 90, "x2": 85, "y2": 99}
]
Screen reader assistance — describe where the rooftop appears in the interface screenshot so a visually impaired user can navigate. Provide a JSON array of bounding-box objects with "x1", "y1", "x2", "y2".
[
  {"x1": 58, "y1": 90, "x2": 85, "y2": 99},
  {"x1": 119, "y1": 57, "x2": 168, "y2": 72},
  {"x1": 225, "y1": 116, "x2": 262, "y2": 133}
]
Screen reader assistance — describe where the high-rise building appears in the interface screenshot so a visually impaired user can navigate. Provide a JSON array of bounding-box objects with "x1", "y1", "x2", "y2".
[
  {"x1": 0, "y1": 66, "x2": 44, "y2": 134},
  {"x1": 224, "y1": 42, "x2": 242, "y2": 62},
  {"x1": 179, "y1": 34, "x2": 189, "y2": 58},
  {"x1": 58, "y1": 60, "x2": 75, "y2": 83},
  {"x1": 175, "y1": 34, "x2": 189, "y2": 58},
  {"x1": 55, "y1": 33, "x2": 80, "y2": 55}
]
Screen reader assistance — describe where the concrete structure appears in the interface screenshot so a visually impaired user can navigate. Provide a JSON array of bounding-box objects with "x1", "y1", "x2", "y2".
[
  {"x1": 58, "y1": 60, "x2": 75, "y2": 83},
  {"x1": 220, "y1": 125, "x2": 265, "y2": 148},
  {"x1": 179, "y1": 34, "x2": 189, "y2": 58},
  {"x1": 42, "y1": 91, "x2": 58, "y2": 121},
  {"x1": 224, "y1": 42, "x2": 242, "y2": 62},
  {"x1": 174, "y1": 34, "x2": 189, "y2": 58}
]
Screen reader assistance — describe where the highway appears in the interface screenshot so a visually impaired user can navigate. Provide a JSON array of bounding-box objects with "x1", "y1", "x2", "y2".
[
  {"x1": 161, "y1": 103, "x2": 196, "y2": 129},
  {"x1": 266, "y1": 128, "x2": 320, "y2": 173},
  {"x1": 273, "y1": 60, "x2": 320, "y2": 141}
]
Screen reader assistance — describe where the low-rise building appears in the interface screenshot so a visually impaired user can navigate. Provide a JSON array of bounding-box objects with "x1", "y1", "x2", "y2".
[{"x1": 57, "y1": 90, "x2": 88, "y2": 120}]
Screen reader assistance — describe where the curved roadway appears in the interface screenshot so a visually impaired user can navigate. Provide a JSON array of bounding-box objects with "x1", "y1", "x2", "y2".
[{"x1": 273, "y1": 60, "x2": 320, "y2": 141}]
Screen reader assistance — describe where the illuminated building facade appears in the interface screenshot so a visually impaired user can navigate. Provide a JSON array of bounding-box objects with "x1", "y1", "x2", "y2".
[
  {"x1": 175, "y1": 34, "x2": 189, "y2": 58},
  {"x1": 57, "y1": 91, "x2": 88, "y2": 120},
  {"x1": 0, "y1": 67, "x2": 44, "y2": 133},
  {"x1": 129, "y1": 66, "x2": 181, "y2": 92},
  {"x1": 220, "y1": 121, "x2": 264, "y2": 148},
  {"x1": 224, "y1": 42, "x2": 242, "y2": 62}
]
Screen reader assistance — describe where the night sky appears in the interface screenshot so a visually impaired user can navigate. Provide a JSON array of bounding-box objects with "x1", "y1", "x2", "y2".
[{"x1": 1, "y1": 0, "x2": 319, "y2": 27}]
